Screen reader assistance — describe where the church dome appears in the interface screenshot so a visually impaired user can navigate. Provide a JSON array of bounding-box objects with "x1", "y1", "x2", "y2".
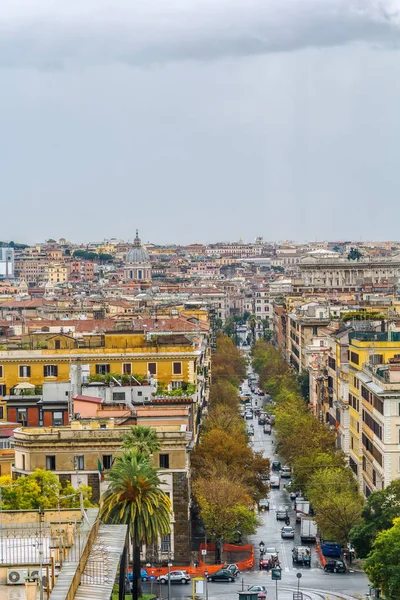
[{"x1": 126, "y1": 230, "x2": 150, "y2": 264}]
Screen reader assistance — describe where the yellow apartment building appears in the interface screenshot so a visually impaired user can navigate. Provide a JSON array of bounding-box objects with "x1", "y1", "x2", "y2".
[
  {"x1": 0, "y1": 330, "x2": 209, "y2": 396},
  {"x1": 348, "y1": 330, "x2": 400, "y2": 495},
  {"x1": 45, "y1": 263, "x2": 68, "y2": 284}
]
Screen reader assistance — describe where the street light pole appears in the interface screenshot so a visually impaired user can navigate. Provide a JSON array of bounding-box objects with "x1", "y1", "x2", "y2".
[{"x1": 167, "y1": 548, "x2": 172, "y2": 600}]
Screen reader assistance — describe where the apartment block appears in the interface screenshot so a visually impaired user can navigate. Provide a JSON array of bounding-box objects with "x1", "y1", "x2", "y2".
[{"x1": 348, "y1": 331, "x2": 400, "y2": 495}]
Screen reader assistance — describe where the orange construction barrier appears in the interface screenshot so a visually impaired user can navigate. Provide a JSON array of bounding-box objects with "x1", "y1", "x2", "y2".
[{"x1": 129, "y1": 542, "x2": 255, "y2": 578}]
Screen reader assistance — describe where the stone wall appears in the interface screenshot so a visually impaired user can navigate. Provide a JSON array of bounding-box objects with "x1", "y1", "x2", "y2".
[{"x1": 172, "y1": 472, "x2": 191, "y2": 564}]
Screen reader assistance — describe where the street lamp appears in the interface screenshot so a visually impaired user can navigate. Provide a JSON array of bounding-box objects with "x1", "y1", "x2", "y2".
[{"x1": 167, "y1": 561, "x2": 172, "y2": 600}]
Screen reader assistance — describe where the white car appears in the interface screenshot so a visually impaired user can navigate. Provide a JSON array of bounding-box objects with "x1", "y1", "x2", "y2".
[
  {"x1": 281, "y1": 526, "x2": 295, "y2": 539},
  {"x1": 157, "y1": 570, "x2": 191, "y2": 584}
]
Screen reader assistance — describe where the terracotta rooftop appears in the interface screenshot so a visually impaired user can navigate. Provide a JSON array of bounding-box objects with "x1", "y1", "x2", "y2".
[{"x1": 73, "y1": 395, "x2": 103, "y2": 404}]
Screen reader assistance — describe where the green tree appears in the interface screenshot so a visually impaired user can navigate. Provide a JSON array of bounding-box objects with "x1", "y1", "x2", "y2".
[
  {"x1": 350, "y1": 479, "x2": 400, "y2": 558},
  {"x1": 307, "y1": 468, "x2": 363, "y2": 544},
  {"x1": 60, "y1": 482, "x2": 93, "y2": 508},
  {"x1": 298, "y1": 370, "x2": 310, "y2": 402},
  {"x1": 364, "y1": 517, "x2": 400, "y2": 599},
  {"x1": 347, "y1": 247, "x2": 362, "y2": 261},
  {"x1": 122, "y1": 425, "x2": 160, "y2": 456},
  {"x1": 100, "y1": 450, "x2": 171, "y2": 600}
]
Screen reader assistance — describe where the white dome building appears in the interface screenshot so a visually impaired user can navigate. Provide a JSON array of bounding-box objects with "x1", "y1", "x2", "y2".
[{"x1": 124, "y1": 230, "x2": 152, "y2": 282}]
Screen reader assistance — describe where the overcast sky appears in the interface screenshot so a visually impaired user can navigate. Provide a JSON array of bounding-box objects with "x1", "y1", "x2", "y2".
[{"x1": 1, "y1": 0, "x2": 400, "y2": 245}]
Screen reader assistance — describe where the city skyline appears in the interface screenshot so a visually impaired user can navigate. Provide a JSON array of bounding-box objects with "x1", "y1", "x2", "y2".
[{"x1": 2, "y1": 1, "x2": 400, "y2": 242}]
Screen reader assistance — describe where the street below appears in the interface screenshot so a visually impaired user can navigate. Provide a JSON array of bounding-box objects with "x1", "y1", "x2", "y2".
[{"x1": 143, "y1": 380, "x2": 370, "y2": 600}]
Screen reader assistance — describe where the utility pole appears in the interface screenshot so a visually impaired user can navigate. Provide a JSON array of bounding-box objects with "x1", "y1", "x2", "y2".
[{"x1": 38, "y1": 506, "x2": 45, "y2": 600}]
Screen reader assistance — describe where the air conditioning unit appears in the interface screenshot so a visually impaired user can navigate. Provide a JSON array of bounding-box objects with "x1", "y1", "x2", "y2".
[
  {"x1": 7, "y1": 568, "x2": 28, "y2": 585},
  {"x1": 29, "y1": 568, "x2": 47, "y2": 589}
]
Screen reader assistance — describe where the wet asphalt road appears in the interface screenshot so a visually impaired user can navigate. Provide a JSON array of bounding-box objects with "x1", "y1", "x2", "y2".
[{"x1": 143, "y1": 383, "x2": 369, "y2": 600}]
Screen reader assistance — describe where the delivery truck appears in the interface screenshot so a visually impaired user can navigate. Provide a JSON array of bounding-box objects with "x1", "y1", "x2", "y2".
[
  {"x1": 295, "y1": 500, "x2": 310, "y2": 522},
  {"x1": 300, "y1": 517, "x2": 317, "y2": 542}
]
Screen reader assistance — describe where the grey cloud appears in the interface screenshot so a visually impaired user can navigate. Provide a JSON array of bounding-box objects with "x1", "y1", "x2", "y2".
[{"x1": 0, "y1": 0, "x2": 400, "y2": 68}]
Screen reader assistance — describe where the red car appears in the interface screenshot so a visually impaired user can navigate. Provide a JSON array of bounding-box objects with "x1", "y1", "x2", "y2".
[{"x1": 248, "y1": 585, "x2": 267, "y2": 598}]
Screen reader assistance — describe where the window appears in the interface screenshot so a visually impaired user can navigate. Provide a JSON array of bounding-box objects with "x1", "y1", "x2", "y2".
[
  {"x1": 113, "y1": 392, "x2": 125, "y2": 402},
  {"x1": 312, "y1": 326, "x2": 318, "y2": 335},
  {"x1": 52, "y1": 411, "x2": 63, "y2": 426},
  {"x1": 370, "y1": 354, "x2": 383, "y2": 366},
  {"x1": 173, "y1": 362, "x2": 182, "y2": 375},
  {"x1": 46, "y1": 455, "x2": 56, "y2": 471},
  {"x1": 362, "y1": 410, "x2": 383, "y2": 440},
  {"x1": 19, "y1": 365, "x2": 31, "y2": 378},
  {"x1": 17, "y1": 409, "x2": 27, "y2": 424},
  {"x1": 0, "y1": 406, "x2": 3, "y2": 420},
  {"x1": 74, "y1": 455, "x2": 84, "y2": 470},
  {"x1": 95, "y1": 364, "x2": 110, "y2": 375},
  {"x1": 0, "y1": 366, "x2": 2, "y2": 378},
  {"x1": 22, "y1": 454, "x2": 25, "y2": 471},
  {"x1": 0, "y1": 385, "x2": 6, "y2": 396},
  {"x1": 171, "y1": 381, "x2": 182, "y2": 389},
  {"x1": 122, "y1": 363, "x2": 132, "y2": 375},
  {"x1": 137, "y1": 391, "x2": 142, "y2": 397},
  {"x1": 350, "y1": 352, "x2": 359, "y2": 365},
  {"x1": 161, "y1": 534, "x2": 171, "y2": 553},
  {"x1": 103, "y1": 455, "x2": 113, "y2": 470},
  {"x1": 328, "y1": 357, "x2": 336, "y2": 371},
  {"x1": 55, "y1": 340, "x2": 61, "y2": 350},
  {"x1": 148, "y1": 363, "x2": 157, "y2": 376},
  {"x1": 159, "y1": 454, "x2": 170, "y2": 469},
  {"x1": 44, "y1": 365, "x2": 58, "y2": 378}
]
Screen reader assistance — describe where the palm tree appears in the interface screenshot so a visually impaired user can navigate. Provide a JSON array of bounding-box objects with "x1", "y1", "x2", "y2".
[
  {"x1": 248, "y1": 314, "x2": 257, "y2": 343},
  {"x1": 122, "y1": 425, "x2": 161, "y2": 456},
  {"x1": 100, "y1": 449, "x2": 171, "y2": 600}
]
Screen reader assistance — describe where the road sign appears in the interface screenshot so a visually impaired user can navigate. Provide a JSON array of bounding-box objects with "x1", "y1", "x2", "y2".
[
  {"x1": 293, "y1": 593, "x2": 303, "y2": 600},
  {"x1": 271, "y1": 568, "x2": 282, "y2": 581},
  {"x1": 150, "y1": 576, "x2": 156, "y2": 581},
  {"x1": 201, "y1": 549, "x2": 207, "y2": 556}
]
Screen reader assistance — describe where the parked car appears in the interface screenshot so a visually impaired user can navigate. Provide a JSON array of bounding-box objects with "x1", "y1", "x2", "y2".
[
  {"x1": 245, "y1": 411, "x2": 253, "y2": 419},
  {"x1": 259, "y1": 498, "x2": 269, "y2": 511},
  {"x1": 263, "y1": 424, "x2": 272, "y2": 434},
  {"x1": 207, "y1": 569, "x2": 235, "y2": 582},
  {"x1": 127, "y1": 568, "x2": 149, "y2": 582},
  {"x1": 157, "y1": 570, "x2": 191, "y2": 584},
  {"x1": 324, "y1": 560, "x2": 346, "y2": 573},
  {"x1": 270, "y1": 475, "x2": 280, "y2": 489},
  {"x1": 292, "y1": 546, "x2": 311, "y2": 566},
  {"x1": 247, "y1": 426, "x2": 254, "y2": 436},
  {"x1": 248, "y1": 585, "x2": 267, "y2": 598},
  {"x1": 280, "y1": 466, "x2": 291, "y2": 478},
  {"x1": 276, "y1": 507, "x2": 288, "y2": 520},
  {"x1": 281, "y1": 526, "x2": 295, "y2": 539}
]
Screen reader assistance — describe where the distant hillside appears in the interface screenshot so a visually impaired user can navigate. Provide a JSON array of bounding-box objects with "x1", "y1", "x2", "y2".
[{"x1": 0, "y1": 241, "x2": 29, "y2": 249}]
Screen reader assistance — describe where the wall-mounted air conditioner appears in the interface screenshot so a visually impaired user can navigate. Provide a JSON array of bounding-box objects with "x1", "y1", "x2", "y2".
[
  {"x1": 7, "y1": 568, "x2": 28, "y2": 585},
  {"x1": 29, "y1": 568, "x2": 47, "y2": 589}
]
